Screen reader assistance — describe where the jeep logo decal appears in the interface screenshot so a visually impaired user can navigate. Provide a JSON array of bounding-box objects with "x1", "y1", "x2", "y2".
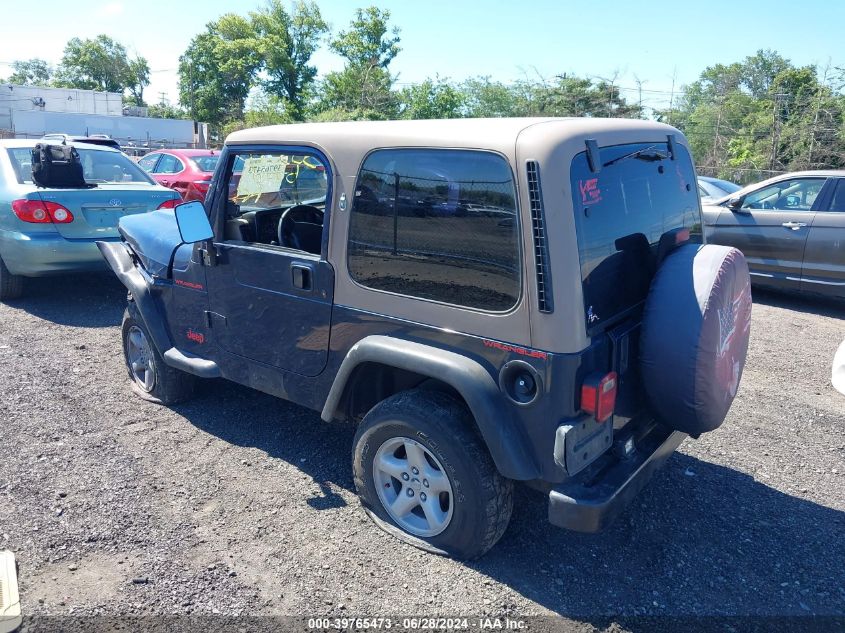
[{"x1": 187, "y1": 329, "x2": 205, "y2": 344}]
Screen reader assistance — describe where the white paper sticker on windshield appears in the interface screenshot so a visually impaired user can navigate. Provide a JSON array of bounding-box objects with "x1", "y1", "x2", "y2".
[{"x1": 236, "y1": 155, "x2": 290, "y2": 198}]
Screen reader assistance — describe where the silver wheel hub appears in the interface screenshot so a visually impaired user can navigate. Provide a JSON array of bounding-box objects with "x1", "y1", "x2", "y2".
[
  {"x1": 126, "y1": 325, "x2": 156, "y2": 393},
  {"x1": 372, "y1": 436, "x2": 454, "y2": 538}
]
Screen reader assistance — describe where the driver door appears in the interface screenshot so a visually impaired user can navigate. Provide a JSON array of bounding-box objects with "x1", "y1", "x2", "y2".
[
  {"x1": 203, "y1": 146, "x2": 334, "y2": 377},
  {"x1": 707, "y1": 177, "x2": 826, "y2": 290}
]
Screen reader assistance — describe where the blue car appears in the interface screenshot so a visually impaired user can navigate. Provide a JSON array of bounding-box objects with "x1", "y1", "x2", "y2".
[{"x1": 0, "y1": 139, "x2": 180, "y2": 299}]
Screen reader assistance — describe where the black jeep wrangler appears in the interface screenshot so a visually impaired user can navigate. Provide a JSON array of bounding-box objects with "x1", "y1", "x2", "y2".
[{"x1": 99, "y1": 118, "x2": 752, "y2": 558}]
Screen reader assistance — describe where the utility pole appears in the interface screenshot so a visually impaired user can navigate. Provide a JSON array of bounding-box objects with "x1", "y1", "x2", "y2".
[
  {"x1": 633, "y1": 74, "x2": 646, "y2": 116},
  {"x1": 667, "y1": 69, "x2": 677, "y2": 126},
  {"x1": 713, "y1": 91, "x2": 725, "y2": 172},
  {"x1": 769, "y1": 93, "x2": 786, "y2": 173},
  {"x1": 807, "y1": 62, "x2": 830, "y2": 170}
]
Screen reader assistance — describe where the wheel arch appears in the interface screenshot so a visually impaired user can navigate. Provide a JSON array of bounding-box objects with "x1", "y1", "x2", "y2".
[{"x1": 322, "y1": 335, "x2": 540, "y2": 480}]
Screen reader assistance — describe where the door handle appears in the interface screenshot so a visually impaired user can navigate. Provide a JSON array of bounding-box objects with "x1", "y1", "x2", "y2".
[
  {"x1": 291, "y1": 264, "x2": 313, "y2": 290},
  {"x1": 782, "y1": 221, "x2": 808, "y2": 230}
]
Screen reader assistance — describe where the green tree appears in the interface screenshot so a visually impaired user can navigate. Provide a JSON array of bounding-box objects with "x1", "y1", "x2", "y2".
[
  {"x1": 178, "y1": 14, "x2": 262, "y2": 126},
  {"x1": 54, "y1": 35, "x2": 149, "y2": 102},
  {"x1": 250, "y1": 0, "x2": 328, "y2": 120},
  {"x1": 6, "y1": 58, "x2": 53, "y2": 86},
  {"x1": 315, "y1": 6, "x2": 401, "y2": 120},
  {"x1": 460, "y1": 77, "x2": 525, "y2": 118},
  {"x1": 329, "y1": 6, "x2": 400, "y2": 69},
  {"x1": 127, "y1": 57, "x2": 151, "y2": 105},
  {"x1": 148, "y1": 99, "x2": 188, "y2": 120},
  {"x1": 317, "y1": 65, "x2": 397, "y2": 119},
  {"x1": 515, "y1": 75, "x2": 641, "y2": 118},
  {"x1": 399, "y1": 77, "x2": 464, "y2": 119},
  {"x1": 667, "y1": 50, "x2": 845, "y2": 181},
  {"x1": 741, "y1": 49, "x2": 791, "y2": 98}
]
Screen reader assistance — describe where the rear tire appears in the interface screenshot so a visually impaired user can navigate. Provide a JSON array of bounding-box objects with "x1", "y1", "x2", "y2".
[
  {"x1": 0, "y1": 255, "x2": 23, "y2": 301},
  {"x1": 121, "y1": 307, "x2": 195, "y2": 405},
  {"x1": 352, "y1": 389, "x2": 513, "y2": 559}
]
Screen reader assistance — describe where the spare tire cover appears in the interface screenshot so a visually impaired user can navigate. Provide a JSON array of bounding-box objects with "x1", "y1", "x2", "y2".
[{"x1": 640, "y1": 244, "x2": 752, "y2": 436}]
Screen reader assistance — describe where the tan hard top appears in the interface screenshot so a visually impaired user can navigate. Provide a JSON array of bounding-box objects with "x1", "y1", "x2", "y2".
[{"x1": 225, "y1": 117, "x2": 683, "y2": 157}]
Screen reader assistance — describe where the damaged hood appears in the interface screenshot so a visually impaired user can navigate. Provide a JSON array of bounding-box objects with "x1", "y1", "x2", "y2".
[{"x1": 118, "y1": 209, "x2": 185, "y2": 278}]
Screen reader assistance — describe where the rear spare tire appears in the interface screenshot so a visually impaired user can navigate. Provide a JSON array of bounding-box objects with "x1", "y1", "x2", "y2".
[{"x1": 640, "y1": 244, "x2": 752, "y2": 436}]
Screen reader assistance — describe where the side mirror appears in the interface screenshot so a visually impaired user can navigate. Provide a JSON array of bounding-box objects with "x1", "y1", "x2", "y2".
[
  {"x1": 174, "y1": 201, "x2": 213, "y2": 244},
  {"x1": 727, "y1": 196, "x2": 743, "y2": 210}
]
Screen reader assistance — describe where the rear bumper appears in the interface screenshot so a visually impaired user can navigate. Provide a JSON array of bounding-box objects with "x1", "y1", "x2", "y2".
[
  {"x1": 0, "y1": 230, "x2": 117, "y2": 276},
  {"x1": 548, "y1": 424, "x2": 686, "y2": 533}
]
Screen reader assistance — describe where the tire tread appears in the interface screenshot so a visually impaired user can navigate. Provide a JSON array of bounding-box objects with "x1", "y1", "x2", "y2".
[
  {"x1": 122, "y1": 307, "x2": 195, "y2": 405},
  {"x1": 354, "y1": 389, "x2": 513, "y2": 559},
  {"x1": 0, "y1": 256, "x2": 24, "y2": 300}
]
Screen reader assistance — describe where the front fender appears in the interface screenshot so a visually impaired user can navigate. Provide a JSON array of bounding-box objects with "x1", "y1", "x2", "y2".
[
  {"x1": 97, "y1": 241, "x2": 221, "y2": 379},
  {"x1": 97, "y1": 241, "x2": 173, "y2": 354},
  {"x1": 322, "y1": 335, "x2": 540, "y2": 481}
]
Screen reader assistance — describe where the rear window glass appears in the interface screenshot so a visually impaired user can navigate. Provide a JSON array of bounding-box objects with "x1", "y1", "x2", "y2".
[
  {"x1": 6, "y1": 147, "x2": 153, "y2": 185},
  {"x1": 570, "y1": 142, "x2": 701, "y2": 330},
  {"x1": 193, "y1": 155, "x2": 220, "y2": 172},
  {"x1": 347, "y1": 148, "x2": 520, "y2": 312}
]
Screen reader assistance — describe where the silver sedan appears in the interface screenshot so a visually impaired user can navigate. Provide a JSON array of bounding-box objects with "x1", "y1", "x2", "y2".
[{"x1": 701, "y1": 170, "x2": 845, "y2": 299}]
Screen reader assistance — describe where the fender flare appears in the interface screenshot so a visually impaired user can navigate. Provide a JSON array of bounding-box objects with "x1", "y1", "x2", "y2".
[
  {"x1": 322, "y1": 335, "x2": 540, "y2": 480},
  {"x1": 97, "y1": 241, "x2": 220, "y2": 379}
]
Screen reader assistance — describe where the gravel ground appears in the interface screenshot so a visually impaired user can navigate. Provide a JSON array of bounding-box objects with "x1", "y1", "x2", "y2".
[{"x1": 1, "y1": 275, "x2": 843, "y2": 627}]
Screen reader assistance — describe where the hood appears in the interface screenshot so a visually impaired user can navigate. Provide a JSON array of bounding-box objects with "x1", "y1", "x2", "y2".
[{"x1": 118, "y1": 208, "x2": 184, "y2": 278}]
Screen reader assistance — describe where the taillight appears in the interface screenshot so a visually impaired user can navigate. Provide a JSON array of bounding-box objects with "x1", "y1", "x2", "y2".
[
  {"x1": 581, "y1": 371, "x2": 618, "y2": 422},
  {"x1": 12, "y1": 199, "x2": 74, "y2": 224},
  {"x1": 157, "y1": 198, "x2": 179, "y2": 210}
]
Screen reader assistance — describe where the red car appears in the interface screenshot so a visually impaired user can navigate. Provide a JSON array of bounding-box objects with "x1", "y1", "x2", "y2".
[{"x1": 137, "y1": 149, "x2": 220, "y2": 202}]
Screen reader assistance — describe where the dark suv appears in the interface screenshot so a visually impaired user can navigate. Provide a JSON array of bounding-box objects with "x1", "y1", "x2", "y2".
[{"x1": 99, "y1": 118, "x2": 752, "y2": 558}]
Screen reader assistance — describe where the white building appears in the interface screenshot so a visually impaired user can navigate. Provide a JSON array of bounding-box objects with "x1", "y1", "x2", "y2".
[{"x1": 0, "y1": 83, "x2": 208, "y2": 150}]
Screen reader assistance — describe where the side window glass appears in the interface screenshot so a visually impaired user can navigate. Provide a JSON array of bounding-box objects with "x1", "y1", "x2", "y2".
[
  {"x1": 221, "y1": 151, "x2": 328, "y2": 255},
  {"x1": 155, "y1": 154, "x2": 182, "y2": 174},
  {"x1": 827, "y1": 179, "x2": 845, "y2": 212},
  {"x1": 347, "y1": 149, "x2": 520, "y2": 312},
  {"x1": 137, "y1": 153, "x2": 159, "y2": 172},
  {"x1": 741, "y1": 178, "x2": 824, "y2": 211}
]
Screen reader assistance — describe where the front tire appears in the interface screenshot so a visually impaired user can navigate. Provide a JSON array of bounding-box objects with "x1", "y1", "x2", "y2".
[
  {"x1": 0, "y1": 255, "x2": 23, "y2": 301},
  {"x1": 121, "y1": 307, "x2": 195, "y2": 405},
  {"x1": 352, "y1": 389, "x2": 513, "y2": 559}
]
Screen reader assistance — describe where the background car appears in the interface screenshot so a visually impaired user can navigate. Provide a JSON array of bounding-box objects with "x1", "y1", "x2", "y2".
[
  {"x1": 137, "y1": 149, "x2": 220, "y2": 202},
  {"x1": 702, "y1": 170, "x2": 845, "y2": 298},
  {"x1": 0, "y1": 139, "x2": 180, "y2": 299},
  {"x1": 698, "y1": 176, "x2": 742, "y2": 203},
  {"x1": 42, "y1": 133, "x2": 122, "y2": 152}
]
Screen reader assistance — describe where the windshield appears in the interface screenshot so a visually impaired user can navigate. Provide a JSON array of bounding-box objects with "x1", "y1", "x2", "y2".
[
  {"x1": 226, "y1": 152, "x2": 327, "y2": 213},
  {"x1": 192, "y1": 155, "x2": 220, "y2": 173},
  {"x1": 570, "y1": 141, "x2": 701, "y2": 332},
  {"x1": 6, "y1": 147, "x2": 154, "y2": 185}
]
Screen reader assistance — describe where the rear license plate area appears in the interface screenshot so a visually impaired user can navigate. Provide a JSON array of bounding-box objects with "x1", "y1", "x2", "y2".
[{"x1": 554, "y1": 416, "x2": 613, "y2": 476}]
